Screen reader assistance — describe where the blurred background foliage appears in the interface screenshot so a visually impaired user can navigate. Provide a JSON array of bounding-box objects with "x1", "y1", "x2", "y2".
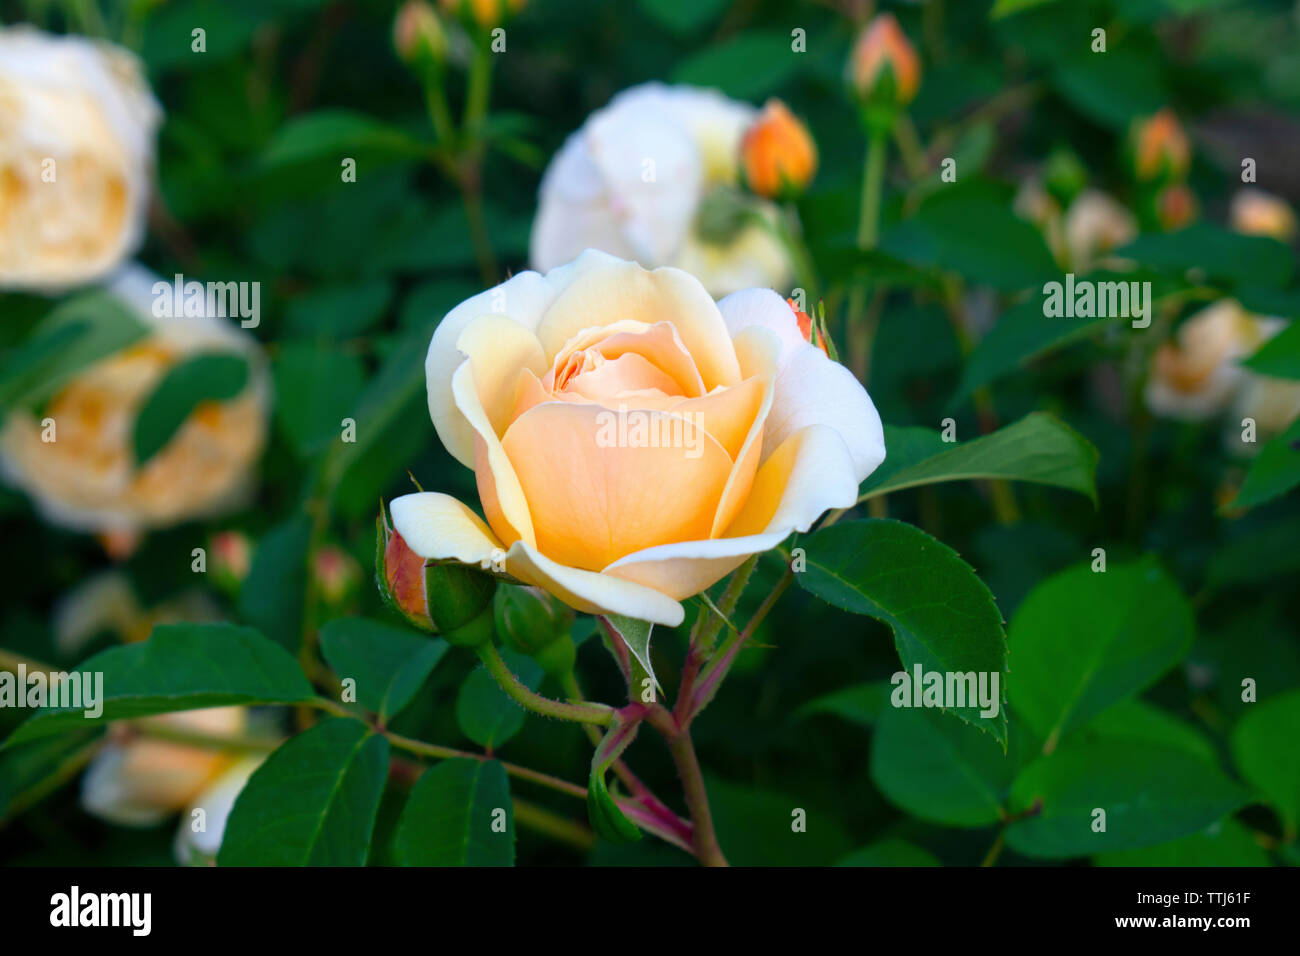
[{"x1": 2, "y1": 0, "x2": 1299, "y2": 867}]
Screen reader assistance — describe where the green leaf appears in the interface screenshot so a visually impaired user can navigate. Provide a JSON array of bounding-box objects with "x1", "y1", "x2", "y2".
[
  {"x1": 0, "y1": 729, "x2": 102, "y2": 820},
  {"x1": 870, "y1": 705, "x2": 1015, "y2": 826},
  {"x1": 637, "y1": 0, "x2": 728, "y2": 33},
  {"x1": 455, "y1": 650, "x2": 541, "y2": 749},
  {"x1": 990, "y1": 0, "x2": 1058, "y2": 18},
  {"x1": 793, "y1": 680, "x2": 890, "y2": 728},
  {"x1": 1227, "y1": 418, "x2": 1300, "y2": 511},
  {"x1": 672, "y1": 31, "x2": 807, "y2": 100},
  {"x1": 879, "y1": 185, "x2": 1058, "y2": 292},
  {"x1": 0, "y1": 292, "x2": 149, "y2": 411},
  {"x1": 706, "y1": 775, "x2": 851, "y2": 865},
  {"x1": 1063, "y1": 699, "x2": 1215, "y2": 765},
  {"x1": 319, "y1": 618, "x2": 448, "y2": 722},
  {"x1": 949, "y1": 297, "x2": 1111, "y2": 404},
  {"x1": 1093, "y1": 819, "x2": 1271, "y2": 867},
  {"x1": 1231, "y1": 688, "x2": 1300, "y2": 836},
  {"x1": 237, "y1": 516, "x2": 311, "y2": 651},
  {"x1": 797, "y1": 520, "x2": 1008, "y2": 744},
  {"x1": 218, "y1": 718, "x2": 389, "y2": 866},
  {"x1": 263, "y1": 110, "x2": 425, "y2": 167},
  {"x1": 1008, "y1": 558, "x2": 1194, "y2": 746},
  {"x1": 603, "y1": 615, "x2": 661, "y2": 694},
  {"x1": 272, "y1": 343, "x2": 365, "y2": 456},
  {"x1": 859, "y1": 412, "x2": 1098, "y2": 503},
  {"x1": 393, "y1": 758, "x2": 514, "y2": 866},
  {"x1": 3, "y1": 623, "x2": 313, "y2": 747},
  {"x1": 1243, "y1": 321, "x2": 1300, "y2": 380},
  {"x1": 1051, "y1": 46, "x2": 1168, "y2": 129},
  {"x1": 1006, "y1": 741, "x2": 1248, "y2": 858},
  {"x1": 285, "y1": 278, "x2": 393, "y2": 339},
  {"x1": 1116, "y1": 225, "x2": 1295, "y2": 289},
  {"x1": 132, "y1": 353, "x2": 249, "y2": 465},
  {"x1": 836, "y1": 840, "x2": 940, "y2": 866}
]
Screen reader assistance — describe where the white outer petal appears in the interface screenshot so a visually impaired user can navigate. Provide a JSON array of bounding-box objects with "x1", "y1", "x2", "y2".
[{"x1": 718, "y1": 288, "x2": 886, "y2": 482}]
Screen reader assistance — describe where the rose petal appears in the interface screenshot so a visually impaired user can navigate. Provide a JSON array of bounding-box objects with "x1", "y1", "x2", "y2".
[
  {"x1": 533, "y1": 259, "x2": 742, "y2": 390},
  {"x1": 603, "y1": 424, "x2": 859, "y2": 599},
  {"x1": 500, "y1": 401, "x2": 733, "y2": 571},
  {"x1": 452, "y1": 362, "x2": 536, "y2": 547}
]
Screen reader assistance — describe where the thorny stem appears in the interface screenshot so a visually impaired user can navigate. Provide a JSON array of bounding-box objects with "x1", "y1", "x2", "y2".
[
  {"x1": 645, "y1": 705, "x2": 728, "y2": 866},
  {"x1": 476, "y1": 642, "x2": 615, "y2": 726}
]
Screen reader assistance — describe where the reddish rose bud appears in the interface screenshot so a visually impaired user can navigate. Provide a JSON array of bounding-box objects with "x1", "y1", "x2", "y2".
[
  {"x1": 394, "y1": 1, "x2": 446, "y2": 70},
  {"x1": 848, "y1": 14, "x2": 921, "y2": 108},
  {"x1": 210, "y1": 530, "x2": 252, "y2": 592},
  {"x1": 313, "y1": 544, "x2": 361, "y2": 607},
  {"x1": 1155, "y1": 182, "x2": 1198, "y2": 231},
  {"x1": 377, "y1": 506, "x2": 497, "y2": 646},
  {"x1": 787, "y1": 298, "x2": 830, "y2": 357},
  {"x1": 739, "y1": 99, "x2": 818, "y2": 200}
]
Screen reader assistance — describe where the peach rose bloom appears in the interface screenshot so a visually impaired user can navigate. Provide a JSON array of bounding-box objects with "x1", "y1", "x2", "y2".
[
  {"x1": 390, "y1": 250, "x2": 885, "y2": 626},
  {"x1": 0, "y1": 265, "x2": 269, "y2": 537},
  {"x1": 0, "y1": 27, "x2": 160, "y2": 290},
  {"x1": 1230, "y1": 188, "x2": 1298, "y2": 243}
]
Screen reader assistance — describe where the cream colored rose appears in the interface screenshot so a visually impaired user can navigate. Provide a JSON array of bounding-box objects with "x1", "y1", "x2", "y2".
[
  {"x1": 0, "y1": 265, "x2": 269, "y2": 536},
  {"x1": 530, "y1": 84, "x2": 791, "y2": 297},
  {"x1": 81, "y1": 707, "x2": 249, "y2": 826},
  {"x1": 1230, "y1": 188, "x2": 1297, "y2": 243},
  {"x1": 80, "y1": 707, "x2": 265, "y2": 864},
  {"x1": 0, "y1": 27, "x2": 160, "y2": 290},
  {"x1": 1145, "y1": 299, "x2": 1289, "y2": 423},
  {"x1": 390, "y1": 250, "x2": 884, "y2": 626},
  {"x1": 1062, "y1": 190, "x2": 1137, "y2": 274}
]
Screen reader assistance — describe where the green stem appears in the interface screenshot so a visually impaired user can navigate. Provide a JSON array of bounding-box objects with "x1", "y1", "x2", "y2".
[
  {"x1": 847, "y1": 129, "x2": 889, "y2": 381},
  {"x1": 477, "y1": 642, "x2": 614, "y2": 726},
  {"x1": 648, "y1": 709, "x2": 727, "y2": 867}
]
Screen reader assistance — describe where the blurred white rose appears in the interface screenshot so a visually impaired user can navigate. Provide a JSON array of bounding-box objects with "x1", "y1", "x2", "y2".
[
  {"x1": 1145, "y1": 299, "x2": 1296, "y2": 433},
  {"x1": 0, "y1": 265, "x2": 270, "y2": 538},
  {"x1": 0, "y1": 27, "x2": 161, "y2": 290},
  {"x1": 530, "y1": 83, "x2": 791, "y2": 297},
  {"x1": 1063, "y1": 190, "x2": 1137, "y2": 273},
  {"x1": 1230, "y1": 188, "x2": 1297, "y2": 243}
]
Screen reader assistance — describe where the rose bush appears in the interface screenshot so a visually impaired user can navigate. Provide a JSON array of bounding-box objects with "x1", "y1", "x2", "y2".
[{"x1": 388, "y1": 249, "x2": 884, "y2": 626}]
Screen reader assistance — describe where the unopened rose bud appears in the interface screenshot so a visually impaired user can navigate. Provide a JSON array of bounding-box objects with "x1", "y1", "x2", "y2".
[
  {"x1": 494, "y1": 584, "x2": 573, "y2": 657},
  {"x1": 378, "y1": 510, "x2": 496, "y2": 646},
  {"x1": 739, "y1": 100, "x2": 818, "y2": 200},
  {"x1": 1131, "y1": 109, "x2": 1191, "y2": 184},
  {"x1": 848, "y1": 14, "x2": 920, "y2": 110},
  {"x1": 439, "y1": 0, "x2": 525, "y2": 30},
  {"x1": 210, "y1": 530, "x2": 252, "y2": 592},
  {"x1": 1230, "y1": 188, "x2": 1297, "y2": 242},
  {"x1": 313, "y1": 544, "x2": 361, "y2": 607},
  {"x1": 787, "y1": 298, "x2": 830, "y2": 357},
  {"x1": 394, "y1": 1, "x2": 446, "y2": 71},
  {"x1": 1154, "y1": 182, "x2": 1197, "y2": 231}
]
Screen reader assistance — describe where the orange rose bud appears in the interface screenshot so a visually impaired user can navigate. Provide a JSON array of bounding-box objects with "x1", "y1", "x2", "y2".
[
  {"x1": 740, "y1": 100, "x2": 818, "y2": 200},
  {"x1": 849, "y1": 14, "x2": 920, "y2": 107},
  {"x1": 210, "y1": 530, "x2": 252, "y2": 591},
  {"x1": 439, "y1": 0, "x2": 525, "y2": 30},
  {"x1": 1155, "y1": 182, "x2": 1198, "y2": 231},
  {"x1": 1132, "y1": 109, "x2": 1191, "y2": 183}
]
